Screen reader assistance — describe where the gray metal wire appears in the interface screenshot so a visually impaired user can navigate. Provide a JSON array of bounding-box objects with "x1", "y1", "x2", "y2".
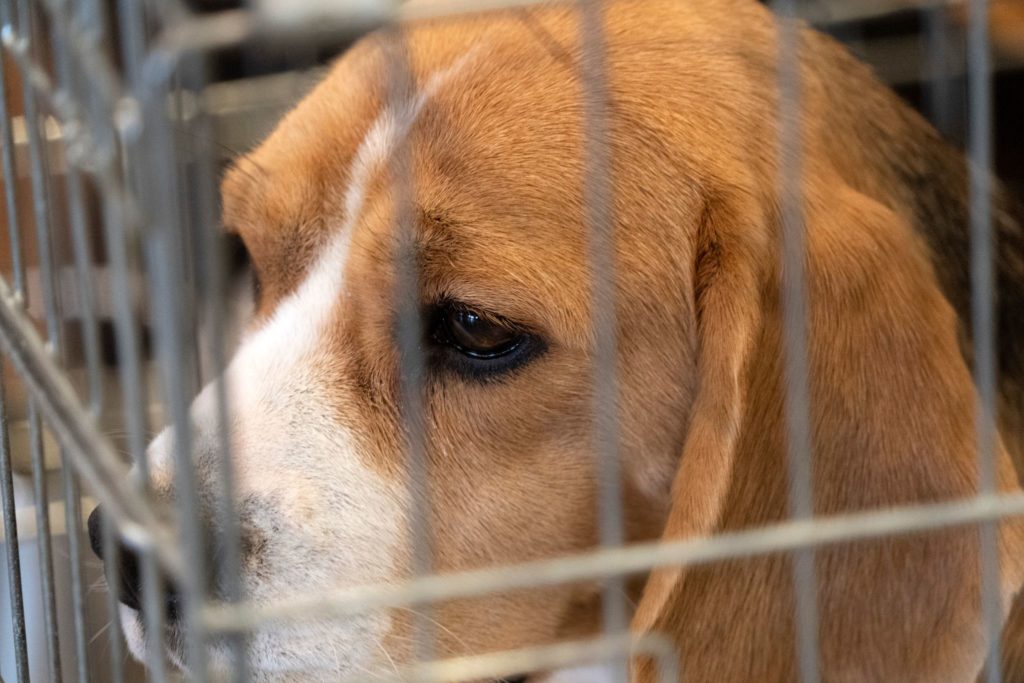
[
  {"x1": 0, "y1": 37, "x2": 23, "y2": 298},
  {"x1": 201, "y1": 492, "x2": 1024, "y2": 633},
  {"x1": 28, "y1": 401, "x2": 64, "y2": 683},
  {"x1": 139, "y1": 68, "x2": 211, "y2": 678},
  {"x1": 49, "y1": 8, "x2": 103, "y2": 681},
  {"x1": 107, "y1": 6, "x2": 173, "y2": 679},
  {"x1": 578, "y1": 1, "x2": 629, "y2": 675},
  {"x1": 15, "y1": 5, "x2": 77, "y2": 683},
  {"x1": 0, "y1": 370, "x2": 29, "y2": 682},
  {"x1": 187, "y1": 60, "x2": 248, "y2": 683},
  {"x1": 966, "y1": 1, "x2": 1004, "y2": 680},
  {"x1": 386, "y1": 28, "x2": 438, "y2": 673},
  {"x1": 101, "y1": 512, "x2": 127, "y2": 683},
  {"x1": 774, "y1": 2, "x2": 822, "y2": 680}
]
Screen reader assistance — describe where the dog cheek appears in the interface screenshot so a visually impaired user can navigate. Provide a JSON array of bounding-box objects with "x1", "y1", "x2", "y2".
[{"x1": 246, "y1": 614, "x2": 394, "y2": 674}]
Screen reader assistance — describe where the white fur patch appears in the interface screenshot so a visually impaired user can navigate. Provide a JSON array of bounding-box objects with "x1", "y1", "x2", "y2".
[{"x1": 341, "y1": 46, "x2": 481, "y2": 239}]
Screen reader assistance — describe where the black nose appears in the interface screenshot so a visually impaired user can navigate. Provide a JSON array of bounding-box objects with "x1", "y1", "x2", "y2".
[{"x1": 87, "y1": 506, "x2": 180, "y2": 619}]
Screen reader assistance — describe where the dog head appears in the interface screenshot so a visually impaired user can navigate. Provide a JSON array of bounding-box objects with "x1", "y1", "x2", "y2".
[{"x1": 90, "y1": 0, "x2": 1024, "y2": 680}]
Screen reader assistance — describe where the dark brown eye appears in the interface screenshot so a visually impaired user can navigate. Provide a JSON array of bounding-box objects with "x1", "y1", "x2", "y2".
[
  {"x1": 445, "y1": 307, "x2": 521, "y2": 358},
  {"x1": 427, "y1": 302, "x2": 545, "y2": 379}
]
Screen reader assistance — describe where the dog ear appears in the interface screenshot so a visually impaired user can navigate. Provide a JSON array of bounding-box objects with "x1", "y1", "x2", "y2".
[
  {"x1": 630, "y1": 177, "x2": 1024, "y2": 681},
  {"x1": 629, "y1": 187, "x2": 770, "y2": 635}
]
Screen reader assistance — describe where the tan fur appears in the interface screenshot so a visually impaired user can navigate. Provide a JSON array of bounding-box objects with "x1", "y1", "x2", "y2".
[{"x1": 219, "y1": 0, "x2": 1024, "y2": 679}]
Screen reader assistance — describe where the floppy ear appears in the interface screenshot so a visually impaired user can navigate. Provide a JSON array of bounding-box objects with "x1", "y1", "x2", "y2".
[
  {"x1": 630, "y1": 176, "x2": 1024, "y2": 681},
  {"x1": 629, "y1": 188, "x2": 771, "y2": 634}
]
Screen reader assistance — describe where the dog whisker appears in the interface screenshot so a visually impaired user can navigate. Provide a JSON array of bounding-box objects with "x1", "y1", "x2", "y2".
[
  {"x1": 391, "y1": 607, "x2": 473, "y2": 653},
  {"x1": 375, "y1": 639, "x2": 401, "y2": 676},
  {"x1": 89, "y1": 619, "x2": 113, "y2": 646}
]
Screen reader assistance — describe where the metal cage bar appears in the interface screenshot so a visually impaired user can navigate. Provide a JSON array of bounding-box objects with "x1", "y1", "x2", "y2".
[
  {"x1": 774, "y1": 2, "x2": 822, "y2": 681},
  {"x1": 16, "y1": 3, "x2": 73, "y2": 681},
  {"x1": 28, "y1": 401, "x2": 64, "y2": 683},
  {"x1": 0, "y1": 368, "x2": 29, "y2": 682},
  {"x1": 966, "y1": 0, "x2": 1004, "y2": 680},
  {"x1": 373, "y1": 26, "x2": 438, "y2": 674},
  {"x1": 188, "y1": 51, "x2": 248, "y2": 683},
  {"x1": 577, "y1": 1, "x2": 629, "y2": 674},
  {"x1": 138, "y1": 54, "x2": 211, "y2": 677},
  {"x1": 0, "y1": 19, "x2": 23, "y2": 298},
  {"x1": 47, "y1": 6, "x2": 105, "y2": 681}
]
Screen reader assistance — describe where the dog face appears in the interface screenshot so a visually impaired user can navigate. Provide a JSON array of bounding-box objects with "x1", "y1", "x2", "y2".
[
  {"x1": 103, "y1": 0, "x2": 1024, "y2": 680},
  {"x1": 128, "y1": 7, "x2": 709, "y2": 678}
]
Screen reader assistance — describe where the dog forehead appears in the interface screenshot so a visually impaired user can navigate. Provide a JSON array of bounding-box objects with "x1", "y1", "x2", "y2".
[
  {"x1": 223, "y1": 12, "x2": 588, "y2": 221},
  {"x1": 223, "y1": 21, "x2": 599, "y2": 311}
]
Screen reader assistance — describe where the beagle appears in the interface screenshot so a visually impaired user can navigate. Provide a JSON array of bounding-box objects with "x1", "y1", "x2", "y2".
[{"x1": 84, "y1": 0, "x2": 1024, "y2": 680}]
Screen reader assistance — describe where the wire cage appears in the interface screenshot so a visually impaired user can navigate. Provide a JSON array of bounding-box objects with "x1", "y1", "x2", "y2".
[{"x1": 0, "y1": 0, "x2": 1022, "y2": 681}]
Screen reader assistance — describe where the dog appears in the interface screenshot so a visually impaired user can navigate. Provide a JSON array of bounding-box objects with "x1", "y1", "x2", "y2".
[{"x1": 85, "y1": 0, "x2": 1024, "y2": 680}]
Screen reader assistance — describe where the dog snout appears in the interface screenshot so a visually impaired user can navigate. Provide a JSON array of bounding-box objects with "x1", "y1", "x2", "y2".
[{"x1": 87, "y1": 506, "x2": 181, "y2": 619}]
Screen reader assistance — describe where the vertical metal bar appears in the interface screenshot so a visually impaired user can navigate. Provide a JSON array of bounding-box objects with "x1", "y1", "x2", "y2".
[
  {"x1": 189, "y1": 58, "x2": 248, "y2": 681},
  {"x1": 774, "y1": 3, "x2": 821, "y2": 682},
  {"x1": 28, "y1": 401, "x2": 64, "y2": 683},
  {"x1": 101, "y1": 514, "x2": 126, "y2": 683},
  {"x1": 966, "y1": 0, "x2": 1003, "y2": 680},
  {"x1": 0, "y1": 368, "x2": 30, "y2": 683},
  {"x1": 577, "y1": 0, "x2": 627, "y2": 676},
  {"x1": 73, "y1": 0, "x2": 115, "y2": 169},
  {"x1": 47, "y1": 0, "x2": 111, "y2": 417},
  {"x1": 120, "y1": 215, "x2": 171, "y2": 683},
  {"x1": 170, "y1": 70, "x2": 204, "y2": 394},
  {"x1": 140, "y1": 54, "x2": 209, "y2": 680},
  {"x1": 75, "y1": 0, "x2": 106, "y2": 45},
  {"x1": 140, "y1": 548, "x2": 169, "y2": 683},
  {"x1": 98, "y1": 198, "x2": 148, "y2": 493},
  {"x1": 47, "y1": 11, "x2": 106, "y2": 676},
  {"x1": 57, "y1": 138, "x2": 95, "y2": 683},
  {"x1": 15, "y1": 0, "x2": 60, "y2": 346},
  {"x1": 968, "y1": 0, "x2": 996, "y2": 561},
  {"x1": 104, "y1": 124, "x2": 170, "y2": 683},
  {"x1": 13, "y1": 2, "x2": 72, "y2": 681},
  {"x1": 60, "y1": 454, "x2": 90, "y2": 683},
  {"x1": 0, "y1": 0, "x2": 25, "y2": 297},
  {"x1": 144, "y1": 218, "x2": 209, "y2": 677},
  {"x1": 24, "y1": 3, "x2": 99, "y2": 679},
  {"x1": 111, "y1": 0, "x2": 152, "y2": 488},
  {"x1": 114, "y1": 4, "x2": 179, "y2": 681},
  {"x1": 117, "y1": 0, "x2": 145, "y2": 94},
  {"x1": 384, "y1": 29, "x2": 436, "y2": 672}
]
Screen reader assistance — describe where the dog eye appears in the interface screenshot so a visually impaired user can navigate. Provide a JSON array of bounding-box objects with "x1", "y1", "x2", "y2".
[
  {"x1": 428, "y1": 302, "x2": 545, "y2": 378},
  {"x1": 445, "y1": 308, "x2": 521, "y2": 358}
]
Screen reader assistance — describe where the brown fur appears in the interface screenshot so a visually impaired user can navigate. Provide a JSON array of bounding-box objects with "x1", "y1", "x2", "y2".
[{"x1": 220, "y1": 0, "x2": 1024, "y2": 679}]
